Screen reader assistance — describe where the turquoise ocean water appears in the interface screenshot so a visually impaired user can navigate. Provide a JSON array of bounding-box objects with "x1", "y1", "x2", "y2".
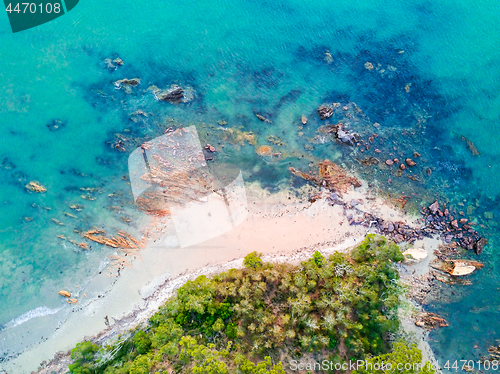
[{"x1": 0, "y1": 0, "x2": 499, "y2": 370}]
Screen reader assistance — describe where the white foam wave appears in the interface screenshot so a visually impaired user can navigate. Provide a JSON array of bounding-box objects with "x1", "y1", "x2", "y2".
[{"x1": 1, "y1": 306, "x2": 63, "y2": 331}]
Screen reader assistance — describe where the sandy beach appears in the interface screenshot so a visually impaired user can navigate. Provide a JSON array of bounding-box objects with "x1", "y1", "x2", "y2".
[{"x1": 2, "y1": 180, "x2": 441, "y2": 374}]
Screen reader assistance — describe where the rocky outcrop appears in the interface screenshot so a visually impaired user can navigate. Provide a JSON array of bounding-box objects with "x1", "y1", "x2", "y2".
[
  {"x1": 290, "y1": 159, "x2": 361, "y2": 195},
  {"x1": 326, "y1": 124, "x2": 358, "y2": 146},
  {"x1": 114, "y1": 78, "x2": 140, "y2": 87},
  {"x1": 26, "y1": 181, "x2": 47, "y2": 193},
  {"x1": 415, "y1": 312, "x2": 448, "y2": 329},
  {"x1": 428, "y1": 201, "x2": 439, "y2": 215},
  {"x1": 317, "y1": 105, "x2": 333, "y2": 120},
  {"x1": 156, "y1": 85, "x2": 184, "y2": 102}
]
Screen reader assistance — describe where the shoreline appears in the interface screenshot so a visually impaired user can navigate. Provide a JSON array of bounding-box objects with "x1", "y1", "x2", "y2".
[{"x1": 3, "y1": 180, "x2": 442, "y2": 374}]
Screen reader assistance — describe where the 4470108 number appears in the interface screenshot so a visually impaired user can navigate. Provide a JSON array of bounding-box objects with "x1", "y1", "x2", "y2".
[{"x1": 6, "y1": 2, "x2": 61, "y2": 13}]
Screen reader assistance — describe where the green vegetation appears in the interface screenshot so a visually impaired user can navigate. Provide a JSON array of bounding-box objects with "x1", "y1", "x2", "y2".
[
  {"x1": 243, "y1": 251, "x2": 263, "y2": 269},
  {"x1": 353, "y1": 341, "x2": 435, "y2": 374},
  {"x1": 68, "y1": 234, "x2": 433, "y2": 373}
]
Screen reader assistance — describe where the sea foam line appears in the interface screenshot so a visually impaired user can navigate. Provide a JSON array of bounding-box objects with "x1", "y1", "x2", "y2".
[{"x1": 1, "y1": 306, "x2": 63, "y2": 332}]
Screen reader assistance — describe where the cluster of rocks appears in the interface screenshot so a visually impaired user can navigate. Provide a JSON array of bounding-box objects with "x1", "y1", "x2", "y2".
[
  {"x1": 104, "y1": 57, "x2": 124, "y2": 70},
  {"x1": 415, "y1": 312, "x2": 449, "y2": 329},
  {"x1": 203, "y1": 143, "x2": 217, "y2": 161},
  {"x1": 330, "y1": 195, "x2": 488, "y2": 256},
  {"x1": 422, "y1": 200, "x2": 487, "y2": 254},
  {"x1": 326, "y1": 123, "x2": 358, "y2": 146},
  {"x1": 375, "y1": 217, "x2": 421, "y2": 244},
  {"x1": 385, "y1": 156, "x2": 417, "y2": 170},
  {"x1": 405, "y1": 273, "x2": 439, "y2": 305},
  {"x1": 343, "y1": 199, "x2": 487, "y2": 255}
]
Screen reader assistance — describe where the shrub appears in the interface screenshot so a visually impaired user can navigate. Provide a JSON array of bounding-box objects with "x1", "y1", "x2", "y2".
[{"x1": 243, "y1": 251, "x2": 263, "y2": 269}]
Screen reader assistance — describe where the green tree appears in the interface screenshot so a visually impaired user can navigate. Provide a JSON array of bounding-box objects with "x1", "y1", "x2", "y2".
[
  {"x1": 244, "y1": 251, "x2": 263, "y2": 269},
  {"x1": 68, "y1": 341, "x2": 99, "y2": 374},
  {"x1": 353, "y1": 341, "x2": 435, "y2": 374}
]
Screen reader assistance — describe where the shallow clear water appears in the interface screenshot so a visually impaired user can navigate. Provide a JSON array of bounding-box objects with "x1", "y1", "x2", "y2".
[{"x1": 0, "y1": 0, "x2": 499, "y2": 370}]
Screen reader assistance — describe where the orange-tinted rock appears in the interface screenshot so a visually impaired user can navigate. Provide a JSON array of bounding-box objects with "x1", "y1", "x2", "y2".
[{"x1": 59, "y1": 290, "x2": 71, "y2": 298}]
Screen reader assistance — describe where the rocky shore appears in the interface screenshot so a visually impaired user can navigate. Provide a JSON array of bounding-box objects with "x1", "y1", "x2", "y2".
[{"x1": 21, "y1": 160, "x2": 480, "y2": 374}]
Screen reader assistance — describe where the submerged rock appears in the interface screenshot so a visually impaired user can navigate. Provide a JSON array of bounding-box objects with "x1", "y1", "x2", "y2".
[
  {"x1": 114, "y1": 78, "x2": 140, "y2": 88},
  {"x1": 26, "y1": 181, "x2": 46, "y2": 193},
  {"x1": 255, "y1": 113, "x2": 272, "y2": 123},
  {"x1": 46, "y1": 119, "x2": 66, "y2": 132},
  {"x1": 364, "y1": 62, "x2": 374, "y2": 70},
  {"x1": 104, "y1": 58, "x2": 116, "y2": 70},
  {"x1": 474, "y1": 237, "x2": 487, "y2": 255},
  {"x1": 157, "y1": 85, "x2": 184, "y2": 102},
  {"x1": 461, "y1": 135, "x2": 480, "y2": 156}
]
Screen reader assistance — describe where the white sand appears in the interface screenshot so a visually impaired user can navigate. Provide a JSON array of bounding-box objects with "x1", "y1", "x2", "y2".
[{"x1": 2, "y1": 182, "x2": 440, "y2": 374}]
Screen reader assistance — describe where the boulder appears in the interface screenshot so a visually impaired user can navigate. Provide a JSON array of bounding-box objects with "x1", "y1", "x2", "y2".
[
  {"x1": 113, "y1": 58, "x2": 124, "y2": 66},
  {"x1": 335, "y1": 126, "x2": 357, "y2": 146},
  {"x1": 394, "y1": 234, "x2": 404, "y2": 243},
  {"x1": 451, "y1": 265, "x2": 476, "y2": 276},
  {"x1": 403, "y1": 247, "x2": 428, "y2": 262},
  {"x1": 474, "y1": 237, "x2": 487, "y2": 255},
  {"x1": 385, "y1": 159, "x2": 394, "y2": 166},
  {"x1": 58, "y1": 290, "x2": 71, "y2": 298},
  {"x1": 405, "y1": 158, "x2": 417, "y2": 167},
  {"x1": 301, "y1": 115, "x2": 307, "y2": 125},
  {"x1": 318, "y1": 105, "x2": 333, "y2": 120},
  {"x1": 429, "y1": 201, "x2": 439, "y2": 215}
]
